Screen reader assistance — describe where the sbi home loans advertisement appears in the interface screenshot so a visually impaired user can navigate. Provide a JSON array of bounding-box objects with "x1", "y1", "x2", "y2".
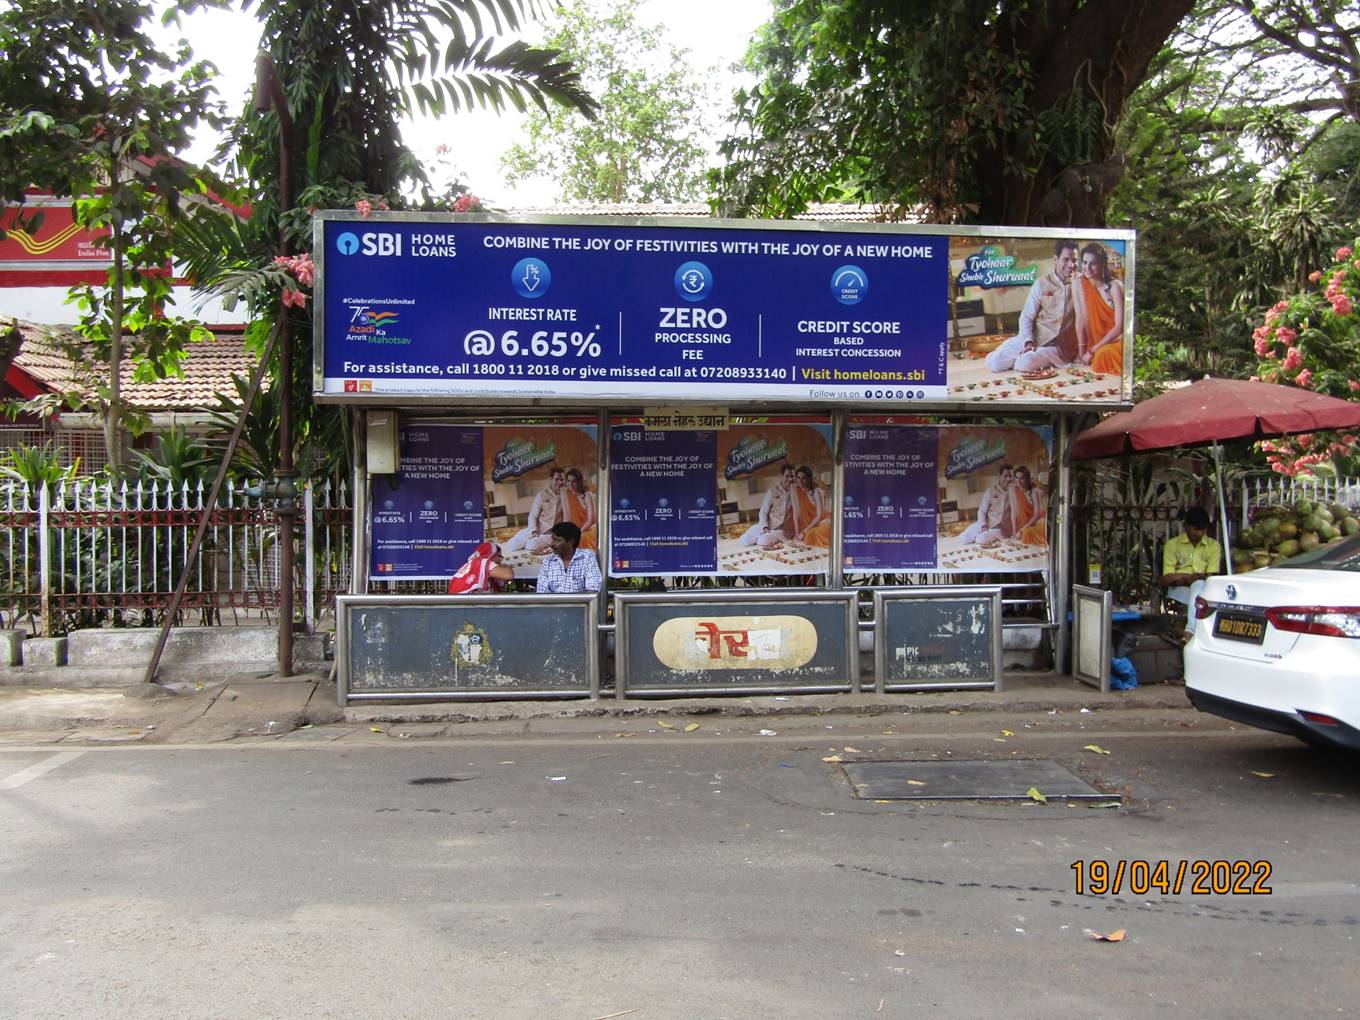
[
  {"x1": 371, "y1": 423, "x2": 598, "y2": 581},
  {"x1": 316, "y1": 214, "x2": 1133, "y2": 408},
  {"x1": 373, "y1": 421, "x2": 1049, "y2": 580}
]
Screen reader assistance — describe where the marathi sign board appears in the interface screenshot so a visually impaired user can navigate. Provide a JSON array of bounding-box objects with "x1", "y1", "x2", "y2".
[
  {"x1": 371, "y1": 422, "x2": 597, "y2": 581},
  {"x1": 314, "y1": 214, "x2": 1134, "y2": 409},
  {"x1": 614, "y1": 590, "x2": 859, "y2": 696},
  {"x1": 336, "y1": 594, "x2": 598, "y2": 702},
  {"x1": 873, "y1": 586, "x2": 1004, "y2": 692}
]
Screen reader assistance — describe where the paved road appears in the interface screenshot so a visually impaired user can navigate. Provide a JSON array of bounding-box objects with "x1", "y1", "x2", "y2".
[{"x1": 2, "y1": 710, "x2": 1356, "y2": 1019}]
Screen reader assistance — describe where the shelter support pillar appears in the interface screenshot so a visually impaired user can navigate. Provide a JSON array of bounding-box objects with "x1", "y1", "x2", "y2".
[{"x1": 1055, "y1": 414, "x2": 1073, "y2": 673}]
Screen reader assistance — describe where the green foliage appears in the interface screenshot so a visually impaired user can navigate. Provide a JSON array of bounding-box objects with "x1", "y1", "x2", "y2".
[
  {"x1": 0, "y1": 0, "x2": 224, "y2": 474},
  {"x1": 1250, "y1": 231, "x2": 1360, "y2": 476},
  {"x1": 501, "y1": 0, "x2": 713, "y2": 203},
  {"x1": 715, "y1": 0, "x2": 1193, "y2": 225},
  {"x1": 1108, "y1": 0, "x2": 1352, "y2": 393},
  {"x1": 130, "y1": 426, "x2": 219, "y2": 489},
  {"x1": 0, "y1": 443, "x2": 82, "y2": 487}
]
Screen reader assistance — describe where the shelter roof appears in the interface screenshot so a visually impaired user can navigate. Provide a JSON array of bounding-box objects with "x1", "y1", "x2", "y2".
[
  {"x1": 503, "y1": 202, "x2": 916, "y2": 223},
  {"x1": 8, "y1": 320, "x2": 253, "y2": 411}
]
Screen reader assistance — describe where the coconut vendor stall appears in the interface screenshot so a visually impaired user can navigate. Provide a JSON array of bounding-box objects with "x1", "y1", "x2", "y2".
[{"x1": 313, "y1": 212, "x2": 1138, "y2": 703}]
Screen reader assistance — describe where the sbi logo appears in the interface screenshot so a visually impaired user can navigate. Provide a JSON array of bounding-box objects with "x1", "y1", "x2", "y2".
[{"x1": 336, "y1": 231, "x2": 402, "y2": 256}]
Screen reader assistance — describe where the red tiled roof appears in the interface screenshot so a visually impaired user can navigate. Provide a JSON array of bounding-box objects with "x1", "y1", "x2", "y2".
[{"x1": 10, "y1": 320, "x2": 254, "y2": 411}]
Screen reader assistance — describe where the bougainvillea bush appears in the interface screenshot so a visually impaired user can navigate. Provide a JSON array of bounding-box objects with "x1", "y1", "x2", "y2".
[{"x1": 1251, "y1": 233, "x2": 1360, "y2": 476}]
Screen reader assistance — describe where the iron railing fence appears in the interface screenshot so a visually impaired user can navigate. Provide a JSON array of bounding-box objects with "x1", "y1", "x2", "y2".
[
  {"x1": 0, "y1": 478, "x2": 351, "y2": 636},
  {"x1": 1074, "y1": 463, "x2": 1360, "y2": 607}
]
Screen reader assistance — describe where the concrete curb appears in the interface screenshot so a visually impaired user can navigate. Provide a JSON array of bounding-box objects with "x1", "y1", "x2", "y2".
[{"x1": 0, "y1": 672, "x2": 1192, "y2": 742}]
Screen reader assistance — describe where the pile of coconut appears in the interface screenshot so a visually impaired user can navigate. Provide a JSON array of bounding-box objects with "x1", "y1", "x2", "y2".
[{"x1": 1234, "y1": 499, "x2": 1360, "y2": 571}]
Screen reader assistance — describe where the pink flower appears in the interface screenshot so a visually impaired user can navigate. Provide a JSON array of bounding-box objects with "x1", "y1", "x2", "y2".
[
  {"x1": 1282, "y1": 347, "x2": 1303, "y2": 371},
  {"x1": 281, "y1": 287, "x2": 308, "y2": 309},
  {"x1": 435, "y1": 143, "x2": 450, "y2": 157},
  {"x1": 1350, "y1": 380, "x2": 1360, "y2": 392},
  {"x1": 1274, "y1": 326, "x2": 1296, "y2": 343},
  {"x1": 451, "y1": 194, "x2": 482, "y2": 213},
  {"x1": 1296, "y1": 369, "x2": 1313, "y2": 388},
  {"x1": 1336, "y1": 246, "x2": 1353, "y2": 260},
  {"x1": 1253, "y1": 337, "x2": 1271, "y2": 357},
  {"x1": 1309, "y1": 270, "x2": 1323, "y2": 283},
  {"x1": 377, "y1": 200, "x2": 390, "y2": 211},
  {"x1": 1331, "y1": 295, "x2": 1353, "y2": 316},
  {"x1": 355, "y1": 199, "x2": 373, "y2": 218},
  {"x1": 1295, "y1": 433, "x2": 1313, "y2": 445}
]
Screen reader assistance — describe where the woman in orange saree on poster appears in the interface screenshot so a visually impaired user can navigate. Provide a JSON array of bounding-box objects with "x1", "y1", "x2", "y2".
[
  {"x1": 793, "y1": 464, "x2": 831, "y2": 547},
  {"x1": 563, "y1": 468, "x2": 597, "y2": 550},
  {"x1": 1073, "y1": 242, "x2": 1124, "y2": 376},
  {"x1": 1009, "y1": 465, "x2": 1048, "y2": 546}
]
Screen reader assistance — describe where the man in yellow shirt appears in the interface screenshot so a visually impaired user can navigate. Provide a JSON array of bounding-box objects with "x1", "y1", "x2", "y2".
[{"x1": 1161, "y1": 507, "x2": 1222, "y2": 642}]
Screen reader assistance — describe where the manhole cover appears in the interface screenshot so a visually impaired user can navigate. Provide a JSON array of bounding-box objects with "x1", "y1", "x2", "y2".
[{"x1": 842, "y1": 759, "x2": 1114, "y2": 801}]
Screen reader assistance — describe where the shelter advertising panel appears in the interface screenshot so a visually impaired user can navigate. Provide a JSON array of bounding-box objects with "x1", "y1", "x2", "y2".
[
  {"x1": 608, "y1": 421, "x2": 833, "y2": 577},
  {"x1": 315, "y1": 214, "x2": 1133, "y2": 408},
  {"x1": 843, "y1": 424, "x2": 1052, "y2": 574},
  {"x1": 615, "y1": 590, "x2": 859, "y2": 696},
  {"x1": 873, "y1": 586, "x2": 1004, "y2": 692},
  {"x1": 370, "y1": 422, "x2": 598, "y2": 581},
  {"x1": 336, "y1": 594, "x2": 597, "y2": 702}
]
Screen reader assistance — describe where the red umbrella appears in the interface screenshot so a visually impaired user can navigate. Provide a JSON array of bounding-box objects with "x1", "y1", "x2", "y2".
[
  {"x1": 1070, "y1": 377, "x2": 1360, "y2": 576},
  {"x1": 1070, "y1": 377, "x2": 1360, "y2": 459}
]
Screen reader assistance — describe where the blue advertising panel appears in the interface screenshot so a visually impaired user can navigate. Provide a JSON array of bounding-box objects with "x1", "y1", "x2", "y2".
[
  {"x1": 609, "y1": 427, "x2": 718, "y2": 575},
  {"x1": 840, "y1": 424, "x2": 1053, "y2": 574},
  {"x1": 842, "y1": 425, "x2": 939, "y2": 571},
  {"x1": 317, "y1": 215, "x2": 948, "y2": 405},
  {"x1": 370, "y1": 424, "x2": 483, "y2": 580}
]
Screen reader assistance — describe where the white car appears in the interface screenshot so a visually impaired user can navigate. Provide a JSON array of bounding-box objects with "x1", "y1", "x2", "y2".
[{"x1": 1185, "y1": 534, "x2": 1360, "y2": 752}]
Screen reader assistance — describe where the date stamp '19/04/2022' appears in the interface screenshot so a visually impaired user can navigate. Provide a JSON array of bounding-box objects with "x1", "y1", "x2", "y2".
[{"x1": 1072, "y1": 859, "x2": 1273, "y2": 896}]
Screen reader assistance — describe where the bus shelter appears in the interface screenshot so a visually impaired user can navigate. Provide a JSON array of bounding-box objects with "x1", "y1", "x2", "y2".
[{"x1": 314, "y1": 213, "x2": 1135, "y2": 703}]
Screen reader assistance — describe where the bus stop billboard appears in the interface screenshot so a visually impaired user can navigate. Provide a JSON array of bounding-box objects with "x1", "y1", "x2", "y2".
[{"x1": 314, "y1": 213, "x2": 1134, "y2": 409}]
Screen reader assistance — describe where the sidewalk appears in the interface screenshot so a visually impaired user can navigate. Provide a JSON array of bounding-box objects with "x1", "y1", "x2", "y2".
[{"x1": 0, "y1": 670, "x2": 1192, "y2": 745}]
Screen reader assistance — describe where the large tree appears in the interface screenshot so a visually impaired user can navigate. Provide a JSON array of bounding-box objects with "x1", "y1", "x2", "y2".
[
  {"x1": 500, "y1": 0, "x2": 713, "y2": 203},
  {"x1": 716, "y1": 0, "x2": 1194, "y2": 226},
  {"x1": 0, "y1": 0, "x2": 221, "y2": 473},
  {"x1": 173, "y1": 0, "x2": 598, "y2": 479}
]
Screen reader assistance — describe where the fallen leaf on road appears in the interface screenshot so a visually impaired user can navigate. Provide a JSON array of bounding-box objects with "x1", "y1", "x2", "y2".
[
  {"x1": 369, "y1": 726, "x2": 383, "y2": 733},
  {"x1": 822, "y1": 755, "x2": 843, "y2": 763},
  {"x1": 948, "y1": 710, "x2": 963, "y2": 716},
  {"x1": 905, "y1": 779, "x2": 927, "y2": 786},
  {"x1": 1001, "y1": 729, "x2": 1014, "y2": 737},
  {"x1": 993, "y1": 738, "x2": 1007, "y2": 743},
  {"x1": 1250, "y1": 771, "x2": 1275, "y2": 778},
  {"x1": 843, "y1": 746, "x2": 861, "y2": 752},
  {"x1": 1088, "y1": 929, "x2": 1126, "y2": 942},
  {"x1": 758, "y1": 729, "x2": 777, "y2": 736},
  {"x1": 684, "y1": 723, "x2": 700, "y2": 732},
  {"x1": 1084, "y1": 744, "x2": 1111, "y2": 755},
  {"x1": 656, "y1": 720, "x2": 675, "y2": 729},
  {"x1": 1027, "y1": 786, "x2": 1047, "y2": 803},
  {"x1": 1088, "y1": 801, "x2": 1122, "y2": 809}
]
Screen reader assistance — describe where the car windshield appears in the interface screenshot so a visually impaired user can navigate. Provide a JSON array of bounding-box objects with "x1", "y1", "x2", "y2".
[{"x1": 1272, "y1": 534, "x2": 1360, "y2": 572}]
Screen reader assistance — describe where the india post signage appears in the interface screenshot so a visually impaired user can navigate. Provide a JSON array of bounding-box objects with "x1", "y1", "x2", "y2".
[{"x1": 314, "y1": 213, "x2": 1135, "y2": 408}]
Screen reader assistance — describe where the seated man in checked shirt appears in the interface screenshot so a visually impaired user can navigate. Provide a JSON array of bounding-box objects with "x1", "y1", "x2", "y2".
[{"x1": 535, "y1": 521, "x2": 602, "y2": 594}]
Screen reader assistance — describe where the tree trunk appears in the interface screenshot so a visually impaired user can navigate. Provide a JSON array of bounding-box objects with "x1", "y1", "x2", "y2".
[
  {"x1": 978, "y1": 0, "x2": 1196, "y2": 226},
  {"x1": 106, "y1": 215, "x2": 124, "y2": 476}
]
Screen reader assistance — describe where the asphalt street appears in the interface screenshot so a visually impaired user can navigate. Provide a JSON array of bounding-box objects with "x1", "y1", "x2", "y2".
[{"x1": 2, "y1": 709, "x2": 1356, "y2": 1019}]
